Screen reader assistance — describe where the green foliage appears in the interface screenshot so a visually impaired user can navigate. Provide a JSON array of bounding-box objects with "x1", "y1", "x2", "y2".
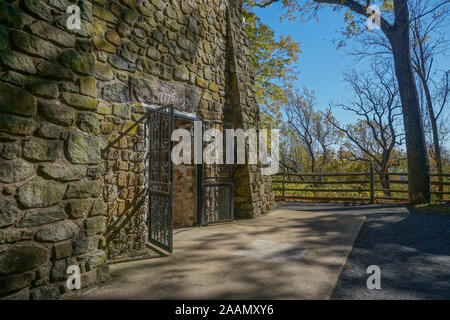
[
  {"x1": 247, "y1": 0, "x2": 395, "y2": 48},
  {"x1": 415, "y1": 203, "x2": 450, "y2": 215},
  {"x1": 243, "y1": 1, "x2": 301, "y2": 128}
]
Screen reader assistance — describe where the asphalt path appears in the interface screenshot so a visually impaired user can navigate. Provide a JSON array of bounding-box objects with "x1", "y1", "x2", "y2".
[{"x1": 330, "y1": 205, "x2": 450, "y2": 300}]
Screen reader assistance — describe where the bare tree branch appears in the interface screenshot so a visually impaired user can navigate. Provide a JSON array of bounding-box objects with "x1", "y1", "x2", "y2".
[{"x1": 409, "y1": 0, "x2": 450, "y2": 23}]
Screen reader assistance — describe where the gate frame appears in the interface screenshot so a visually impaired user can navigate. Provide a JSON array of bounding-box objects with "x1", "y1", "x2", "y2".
[
  {"x1": 145, "y1": 107, "x2": 237, "y2": 250},
  {"x1": 197, "y1": 120, "x2": 235, "y2": 226},
  {"x1": 146, "y1": 104, "x2": 175, "y2": 253}
]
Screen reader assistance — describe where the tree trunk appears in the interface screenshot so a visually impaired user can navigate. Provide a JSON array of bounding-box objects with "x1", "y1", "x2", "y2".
[
  {"x1": 386, "y1": 5, "x2": 431, "y2": 204},
  {"x1": 308, "y1": 147, "x2": 316, "y2": 173},
  {"x1": 421, "y1": 78, "x2": 444, "y2": 199},
  {"x1": 378, "y1": 166, "x2": 392, "y2": 197}
]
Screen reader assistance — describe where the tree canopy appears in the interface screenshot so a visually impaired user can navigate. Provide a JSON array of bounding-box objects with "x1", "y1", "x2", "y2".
[{"x1": 243, "y1": 0, "x2": 301, "y2": 128}]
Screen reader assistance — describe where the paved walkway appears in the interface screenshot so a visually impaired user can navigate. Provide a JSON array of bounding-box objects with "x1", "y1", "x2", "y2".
[
  {"x1": 82, "y1": 208, "x2": 364, "y2": 300},
  {"x1": 332, "y1": 206, "x2": 450, "y2": 300}
]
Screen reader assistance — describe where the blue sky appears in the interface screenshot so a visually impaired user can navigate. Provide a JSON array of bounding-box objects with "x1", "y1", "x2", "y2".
[
  {"x1": 253, "y1": 5, "x2": 365, "y2": 125},
  {"x1": 252, "y1": 4, "x2": 450, "y2": 129}
]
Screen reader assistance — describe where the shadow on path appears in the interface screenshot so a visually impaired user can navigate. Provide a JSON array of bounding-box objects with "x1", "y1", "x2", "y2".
[
  {"x1": 330, "y1": 207, "x2": 450, "y2": 300},
  {"x1": 82, "y1": 208, "x2": 364, "y2": 300}
]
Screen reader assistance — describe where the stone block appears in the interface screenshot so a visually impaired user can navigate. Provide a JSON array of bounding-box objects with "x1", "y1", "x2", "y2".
[
  {"x1": 53, "y1": 242, "x2": 72, "y2": 260},
  {"x1": 112, "y1": 103, "x2": 131, "y2": 119},
  {"x1": 64, "y1": 180, "x2": 102, "y2": 199},
  {"x1": 0, "y1": 82, "x2": 36, "y2": 117},
  {"x1": 28, "y1": 21, "x2": 75, "y2": 48},
  {"x1": 38, "y1": 164, "x2": 86, "y2": 182},
  {"x1": 66, "y1": 132, "x2": 105, "y2": 164},
  {"x1": 122, "y1": 7, "x2": 138, "y2": 26},
  {"x1": 10, "y1": 30, "x2": 59, "y2": 59},
  {"x1": 0, "y1": 50, "x2": 36, "y2": 74},
  {"x1": 95, "y1": 61, "x2": 114, "y2": 80},
  {"x1": 174, "y1": 65, "x2": 189, "y2": 82},
  {"x1": 97, "y1": 102, "x2": 112, "y2": 115},
  {"x1": 0, "y1": 1, "x2": 24, "y2": 29},
  {"x1": 1, "y1": 144, "x2": 22, "y2": 160},
  {"x1": 0, "y1": 160, "x2": 34, "y2": 184},
  {"x1": 84, "y1": 216, "x2": 106, "y2": 236},
  {"x1": 17, "y1": 209, "x2": 67, "y2": 228},
  {"x1": 1, "y1": 71, "x2": 30, "y2": 87},
  {"x1": 100, "y1": 122, "x2": 114, "y2": 134},
  {"x1": 23, "y1": 138, "x2": 63, "y2": 162},
  {"x1": 0, "y1": 245, "x2": 48, "y2": 276},
  {"x1": 108, "y1": 54, "x2": 136, "y2": 72},
  {"x1": 27, "y1": 81, "x2": 59, "y2": 99},
  {"x1": 80, "y1": 270, "x2": 97, "y2": 288},
  {"x1": 36, "y1": 60, "x2": 75, "y2": 81},
  {"x1": 93, "y1": 37, "x2": 116, "y2": 53},
  {"x1": 38, "y1": 100, "x2": 75, "y2": 127},
  {"x1": 22, "y1": 0, "x2": 52, "y2": 21},
  {"x1": 77, "y1": 112, "x2": 100, "y2": 135},
  {"x1": 92, "y1": 5, "x2": 118, "y2": 23},
  {"x1": 33, "y1": 263, "x2": 50, "y2": 286},
  {"x1": 30, "y1": 285, "x2": 60, "y2": 300},
  {"x1": 0, "y1": 114, "x2": 36, "y2": 136},
  {"x1": 80, "y1": 76, "x2": 96, "y2": 98},
  {"x1": 72, "y1": 237, "x2": 97, "y2": 255},
  {"x1": 89, "y1": 199, "x2": 104, "y2": 217},
  {"x1": 50, "y1": 259, "x2": 67, "y2": 282},
  {"x1": 96, "y1": 264, "x2": 109, "y2": 283},
  {"x1": 36, "y1": 123, "x2": 62, "y2": 139},
  {"x1": 0, "y1": 271, "x2": 35, "y2": 296},
  {"x1": 65, "y1": 199, "x2": 93, "y2": 219},
  {"x1": 61, "y1": 92, "x2": 98, "y2": 111},
  {"x1": 35, "y1": 221, "x2": 80, "y2": 243},
  {"x1": 86, "y1": 251, "x2": 106, "y2": 270},
  {"x1": 87, "y1": 167, "x2": 101, "y2": 180},
  {"x1": 105, "y1": 30, "x2": 121, "y2": 46},
  {"x1": 0, "y1": 229, "x2": 21, "y2": 243}
]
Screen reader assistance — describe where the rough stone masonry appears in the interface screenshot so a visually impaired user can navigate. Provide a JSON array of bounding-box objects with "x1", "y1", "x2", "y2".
[{"x1": 0, "y1": 0, "x2": 275, "y2": 299}]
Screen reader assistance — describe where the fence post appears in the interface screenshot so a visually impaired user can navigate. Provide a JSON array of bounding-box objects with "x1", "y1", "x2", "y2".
[{"x1": 370, "y1": 164, "x2": 375, "y2": 204}]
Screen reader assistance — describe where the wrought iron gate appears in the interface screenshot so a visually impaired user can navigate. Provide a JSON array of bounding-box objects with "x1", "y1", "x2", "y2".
[
  {"x1": 146, "y1": 105, "x2": 174, "y2": 253},
  {"x1": 198, "y1": 121, "x2": 235, "y2": 225}
]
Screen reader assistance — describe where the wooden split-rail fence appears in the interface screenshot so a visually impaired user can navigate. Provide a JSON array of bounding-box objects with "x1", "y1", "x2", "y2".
[{"x1": 272, "y1": 169, "x2": 450, "y2": 203}]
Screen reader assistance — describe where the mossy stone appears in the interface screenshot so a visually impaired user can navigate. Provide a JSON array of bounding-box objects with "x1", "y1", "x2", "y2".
[
  {"x1": 0, "y1": 114, "x2": 36, "y2": 136},
  {"x1": 61, "y1": 92, "x2": 98, "y2": 111},
  {"x1": 0, "y1": 160, "x2": 35, "y2": 184},
  {"x1": 27, "y1": 81, "x2": 59, "y2": 99},
  {"x1": 60, "y1": 49, "x2": 95, "y2": 76},
  {"x1": 17, "y1": 177, "x2": 66, "y2": 208},
  {"x1": 66, "y1": 132, "x2": 105, "y2": 164},
  {"x1": 38, "y1": 100, "x2": 76, "y2": 127},
  {"x1": 0, "y1": 82, "x2": 36, "y2": 117}
]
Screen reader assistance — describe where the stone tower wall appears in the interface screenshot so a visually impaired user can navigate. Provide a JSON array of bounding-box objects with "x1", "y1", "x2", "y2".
[
  {"x1": 0, "y1": 0, "x2": 274, "y2": 299},
  {"x1": 97, "y1": 0, "x2": 231, "y2": 260},
  {"x1": 227, "y1": 4, "x2": 276, "y2": 218},
  {"x1": 1, "y1": 0, "x2": 109, "y2": 300}
]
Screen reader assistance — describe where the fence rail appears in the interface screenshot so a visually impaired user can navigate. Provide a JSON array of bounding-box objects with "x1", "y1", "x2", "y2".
[{"x1": 272, "y1": 170, "x2": 450, "y2": 203}]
